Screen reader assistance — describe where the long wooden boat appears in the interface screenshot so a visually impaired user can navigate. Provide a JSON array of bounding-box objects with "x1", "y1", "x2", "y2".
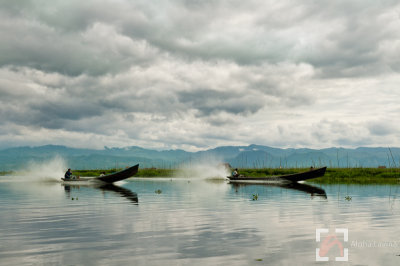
[
  {"x1": 61, "y1": 164, "x2": 139, "y2": 184},
  {"x1": 227, "y1": 166, "x2": 327, "y2": 182}
]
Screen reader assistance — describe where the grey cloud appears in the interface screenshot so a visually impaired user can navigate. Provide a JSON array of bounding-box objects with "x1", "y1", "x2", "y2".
[
  {"x1": 178, "y1": 89, "x2": 265, "y2": 116},
  {"x1": 205, "y1": 114, "x2": 235, "y2": 126},
  {"x1": 98, "y1": 93, "x2": 180, "y2": 115},
  {"x1": 30, "y1": 101, "x2": 102, "y2": 125},
  {"x1": 2, "y1": 0, "x2": 399, "y2": 78},
  {"x1": 367, "y1": 122, "x2": 397, "y2": 136},
  {"x1": 1, "y1": 1, "x2": 400, "y2": 150},
  {"x1": 0, "y1": 10, "x2": 159, "y2": 76},
  {"x1": 225, "y1": 63, "x2": 317, "y2": 110},
  {"x1": 303, "y1": 1, "x2": 400, "y2": 77},
  {"x1": 0, "y1": 95, "x2": 102, "y2": 131},
  {"x1": 119, "y1": 0, "x2": 400, "y2": 77},
  {"x1": 1, "y1": 0, "x2": 116, "y2": 32}
]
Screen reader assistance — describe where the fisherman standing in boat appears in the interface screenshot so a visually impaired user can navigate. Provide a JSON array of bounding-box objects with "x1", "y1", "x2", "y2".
[{"x1": 64, "y1": 168, "x2": 73, "y2": 180}]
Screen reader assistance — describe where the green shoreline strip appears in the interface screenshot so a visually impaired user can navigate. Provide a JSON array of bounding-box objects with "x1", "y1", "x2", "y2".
[{"x1": 1, "y1": 168, "x2": 399, "y2": 184}]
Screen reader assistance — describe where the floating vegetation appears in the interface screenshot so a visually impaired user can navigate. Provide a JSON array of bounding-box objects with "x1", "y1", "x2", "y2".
[
  {"x1": 255, "y1": 258, "x2": 263, "y2": 261},
  {"x1": 345, "y1": 196, "x2": 352, "y2": 201},
  {"x1": 155, "y1": 189, "x2": 162, "y2": 194},
  {"x1": 252, "y1": 193, "x2": 259, "y2": 201},
  {"x1": 309, "y1": 168, "x2": 400, "y2": 184},
  {"x1": 136, "y1": 169, "x2": 175, "y2": 177},
  {"x1": 0, "y1": 171, "x2": 13, "y2": 176}
]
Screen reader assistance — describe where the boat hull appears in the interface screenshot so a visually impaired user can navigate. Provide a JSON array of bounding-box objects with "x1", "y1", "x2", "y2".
[
  {"x1": 61, "y1": 164, "x2": 139, "y2": 184},
  {"x1": 227, "y1": 167, "x2": 327, "y2": 182}
]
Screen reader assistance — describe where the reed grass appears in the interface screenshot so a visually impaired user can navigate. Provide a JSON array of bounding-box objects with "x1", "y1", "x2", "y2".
[
  {"x1": 135, "y1": 168, "x2": 175, "y2": 177},
  {"x1": 235, "y1": 168, "x2": 303, "y2": 177},
  {"x1": 309, "y1": 168, "x2": 400, "y2": 184},
  {"x1": 0, "y1": 171, "x2": 13, "y2": 176}
]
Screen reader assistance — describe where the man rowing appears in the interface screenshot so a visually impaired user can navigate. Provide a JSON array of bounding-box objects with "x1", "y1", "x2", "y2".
[
  {"x1": 64, "y1": 168, "x2": 72, "y2": 179},
  {"x1": 232, "y1": 168, "x2": 239, "y2": 177}
]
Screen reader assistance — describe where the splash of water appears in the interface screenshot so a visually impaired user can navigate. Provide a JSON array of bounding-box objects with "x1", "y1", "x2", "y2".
[
  {"x1": 175, "y1": 158, "x2": 230, "y2": 179},
  {"x1": 15, "y1": 156, "x2": 67, "y2": 182}
]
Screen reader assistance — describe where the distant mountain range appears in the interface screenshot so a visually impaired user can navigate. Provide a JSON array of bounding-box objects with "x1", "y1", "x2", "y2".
[{"x1": 0, "y1": 144, "x2": 399, "y2": 171}]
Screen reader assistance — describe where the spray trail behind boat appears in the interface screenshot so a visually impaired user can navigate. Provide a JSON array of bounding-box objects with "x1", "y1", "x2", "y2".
[
  {"x1": 175, "y1": 158, "x2": 230, "y2": 179},
  {"x1": 14, "y1": 155, "x2": 67, "y2": 182}
]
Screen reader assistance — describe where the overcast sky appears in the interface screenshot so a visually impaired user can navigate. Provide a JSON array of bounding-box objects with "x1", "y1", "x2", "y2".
[{"x1": 1, "y1": 0, "x2": 399, "y2": 151}]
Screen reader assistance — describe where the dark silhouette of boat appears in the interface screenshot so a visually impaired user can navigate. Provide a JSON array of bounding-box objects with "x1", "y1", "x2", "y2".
[
  {"x1": 61, "y1": 164, "x2": 139, "y2": 183},
  {"x1": 227, "y1": 166, "x2": 327, "y2": 182}
]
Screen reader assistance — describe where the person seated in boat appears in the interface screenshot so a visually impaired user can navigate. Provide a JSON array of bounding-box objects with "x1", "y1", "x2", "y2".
[
  {"x1": 64, "y1": 168, "x2": 73, "y2": 179},
  {"x1": 232, "y1": 168, "x2": 239, "y2": 177}
]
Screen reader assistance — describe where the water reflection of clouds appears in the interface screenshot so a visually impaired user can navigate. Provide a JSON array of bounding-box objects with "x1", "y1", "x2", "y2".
[
  {"x1": 176, "y1": 228, "x2": 262, "y2": 259},
  {"x1": 4, "y1": 176, "x2": 65, "y2": 200},
  {"x1": 1, "y1": 179, "x2": 400, "y2": 265}
]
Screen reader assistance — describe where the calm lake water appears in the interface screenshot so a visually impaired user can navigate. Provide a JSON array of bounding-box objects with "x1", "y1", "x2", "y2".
[{"x1": 1, "y1": 176, "x2": 400, "y2": 265}]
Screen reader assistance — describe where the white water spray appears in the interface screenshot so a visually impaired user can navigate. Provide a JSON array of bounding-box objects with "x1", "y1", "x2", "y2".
[
  {"x1": 175, "y1": 157, "x2": 230, "y2": 179},
  {"x1": 15, "y1": 155, "x2": 67, "y2": 182}
]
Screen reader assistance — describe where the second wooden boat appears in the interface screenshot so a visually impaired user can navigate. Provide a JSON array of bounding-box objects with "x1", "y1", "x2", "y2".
[{"x1": 227, "y1": 166, "x2": 327, "y2": 182}]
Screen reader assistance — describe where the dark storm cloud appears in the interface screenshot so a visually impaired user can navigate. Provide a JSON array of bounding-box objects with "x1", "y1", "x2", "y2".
[
  {"x1": 30, "y1": 101, "x2": 102, "y2": 128},
  {"x1": 1, "y1": 0, "x2": 399, "y2": 77},
  {"x1": 118, "y1": 0, "x2": 400, "y2": 77},
  {"x1": 0, "y1": 87, "x2": 101, "y2": 131},
  {"x1": 0, "y1": 3, "x2": 158, "y2": 76}
]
